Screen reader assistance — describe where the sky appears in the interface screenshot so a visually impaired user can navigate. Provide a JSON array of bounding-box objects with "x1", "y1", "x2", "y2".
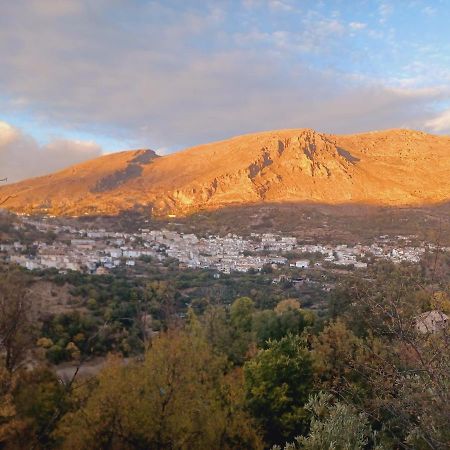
[{"x1": 1, "y1": 0, "x2": 450, "y2": 182}]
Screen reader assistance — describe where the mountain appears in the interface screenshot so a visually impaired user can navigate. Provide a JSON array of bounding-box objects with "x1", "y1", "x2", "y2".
[{"x1": 1, "y1": 128, "x2": 450, "y2": 217}]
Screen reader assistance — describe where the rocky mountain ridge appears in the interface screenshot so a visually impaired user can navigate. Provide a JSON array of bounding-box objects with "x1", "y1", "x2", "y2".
[{"x1": 1, "y1": 128, "x2": 449, "y2": 217}]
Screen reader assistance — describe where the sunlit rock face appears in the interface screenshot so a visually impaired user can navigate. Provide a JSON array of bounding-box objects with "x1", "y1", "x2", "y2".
[{"x1": 1, "y1": 128, "x2": 450, "y2": 217}]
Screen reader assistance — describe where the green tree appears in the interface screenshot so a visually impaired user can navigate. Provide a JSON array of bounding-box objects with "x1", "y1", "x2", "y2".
[
  {"x1": 274, "y1": 392, "x2": 377, "y2": 450},
  {"x1": 244, "y1": 334, "x2": 314, "y2": 446},
  {"x1": 253, "y1": 302, "x2": 315, "y2": 349},
  {"x1": 202, "y1": 298, "x2": 257, "y2": 365},
  {"x1": 202, "y1": 304, "x2": 233, "y2": 356},
  {"x1": 230, "y1": 296, "x2": 255, "y2": 332}
]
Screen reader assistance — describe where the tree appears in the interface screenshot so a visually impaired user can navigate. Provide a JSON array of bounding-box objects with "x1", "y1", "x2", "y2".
[
  {"x1": 317, "y1": 265, "x2": 450, "y2": 449},
  {"x1": 244, "y1": 334, "x2": 314, "y2": 446},
  {"x1": 201, "y1": 304, "x2": 233, "y2": 356},
  {"x1": 273, "y1": 392, "x2": 378, "y2": 450},
  {"x1": 274, "y1": 299, "x2": 301, "y2": 315},
  {"x1": 0, "y1": 366, "x2": 22, "y2": 445},
  {"x1": 252, "y1": 309, "x2": 280, "y2": 347},
  {"x1": 11, "y1": 367, "x2": 68, "y2": 448},
  {"x1": 230, "y1": 296, "x2": 255, "y2": 332},
  {"x1": 201, "y1": 298, "x2": 257, "y2": 365},
  {"x1": 311, "y1": 319, "x2": 370, "y2": 395},
  {"x1": 0, "y1": 269, "x2": 34, "y2": 373},
  {"x1": 55, "y1": 329, "x2": 264, "y2": 449},
  {"x1": 145, "y1": 280, "x2": 177, "y2": 330},
  {"x1": 253, "y1": 302, "x2": 315, "y2": 349}
]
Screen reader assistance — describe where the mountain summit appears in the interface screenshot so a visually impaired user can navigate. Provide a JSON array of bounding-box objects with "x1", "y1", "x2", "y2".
[{"x1": 1, "y1": 129, "x2": 450, "y2": 216}]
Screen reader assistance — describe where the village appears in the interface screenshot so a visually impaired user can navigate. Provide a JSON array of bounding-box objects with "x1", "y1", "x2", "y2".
[{"x1": 0, "y1": 215, "x2": 442, "y2": 276}]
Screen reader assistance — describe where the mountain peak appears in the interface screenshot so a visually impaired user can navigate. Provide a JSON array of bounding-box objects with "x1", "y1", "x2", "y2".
[{"x1": 1, "y1": 128, "x2": 449, "y2": 217}]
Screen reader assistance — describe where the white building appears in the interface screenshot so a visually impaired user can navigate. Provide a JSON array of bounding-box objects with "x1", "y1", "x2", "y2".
[{"x1": 295, "y1": 259, "x2": 310, "y2": 268}]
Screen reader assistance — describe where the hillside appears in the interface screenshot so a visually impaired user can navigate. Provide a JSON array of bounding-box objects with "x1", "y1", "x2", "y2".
[{"x1": 1, "y1": 128, "x2": 450, "y2": 217}]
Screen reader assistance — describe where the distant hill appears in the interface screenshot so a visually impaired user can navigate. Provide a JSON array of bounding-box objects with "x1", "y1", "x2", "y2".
[{"x1": 1, "y1": 128, "x2": 450, "y2": 217}]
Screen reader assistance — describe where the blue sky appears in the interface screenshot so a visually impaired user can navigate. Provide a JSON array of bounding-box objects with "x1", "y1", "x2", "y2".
[{"x1": 1, "y1": 0, "x2": 450, "y2": 181}]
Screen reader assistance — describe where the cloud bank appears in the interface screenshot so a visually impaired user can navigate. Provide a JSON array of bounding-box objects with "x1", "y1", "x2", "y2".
[
  {"x1": 0, "y1": 121, "x2": 102, "y2": 183},
  {"x1": 0, "y1": 0, "x2": 449, "y2": 178}
]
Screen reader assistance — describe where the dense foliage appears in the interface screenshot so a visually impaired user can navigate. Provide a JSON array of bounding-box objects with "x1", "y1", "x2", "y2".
[{"x1": 0, "y1": 259, "x2": 449, "y2": 449}]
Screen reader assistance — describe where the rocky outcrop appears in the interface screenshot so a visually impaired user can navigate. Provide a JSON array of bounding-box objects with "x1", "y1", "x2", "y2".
[{"x1": 1, "y1": 129, "x2": 449, "y2": 217}]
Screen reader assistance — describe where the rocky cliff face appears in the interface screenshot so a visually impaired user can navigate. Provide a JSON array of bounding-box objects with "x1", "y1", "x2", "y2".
[{"x1": 1, "y1": 128, "x2": 449, "y2": 217}]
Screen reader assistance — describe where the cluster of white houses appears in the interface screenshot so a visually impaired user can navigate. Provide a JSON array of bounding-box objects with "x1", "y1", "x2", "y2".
[{"x1": 0, "y1": 217, "x2": 444, "y2": 275}]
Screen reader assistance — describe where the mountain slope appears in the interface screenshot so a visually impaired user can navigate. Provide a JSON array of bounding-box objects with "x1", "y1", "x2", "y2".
[{"x1": 1, "y1": 128, "x2": 450, "y2": 217}]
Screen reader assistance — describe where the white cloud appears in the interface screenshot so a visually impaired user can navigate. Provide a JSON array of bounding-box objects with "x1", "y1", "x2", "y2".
[
  {"x1": 268, "y1": 0, "x2": 294, "y2": 12},
  {"x1": 0, "y1": 0, "x2": 449, "y2": 158},
  {"x1": 0, "y1": 122, "x2": 18, "y2": 146},
  {"x1": 379, "y1": 2, "x2": 394, "y2": 23},
  {"x1": 425, "y1": 109, "x2": 450, "y2": 133},
  {"x1": 0, "y1": 121, "x2": 102, "y2": 183},
  {"x1": 236, "y1": 14, "x2": 346, "y2": 54},
  {"x1": 349, "y1": 21, "x2": 367, "y2": 31},
  {"x1": 155, "y1": 146, "x2": 172, "y2": 156}
]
